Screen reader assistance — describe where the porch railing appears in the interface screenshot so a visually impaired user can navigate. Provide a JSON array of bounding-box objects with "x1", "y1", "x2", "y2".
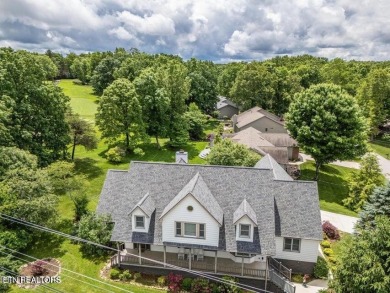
[
  {"x1": 269, "y1": 269, "x2": 295, "y2": 293},
  {"x1": 268, "y1": 257, "x2": 292, "y2": 281},
  {"x1": 115, "y1": 254, "x2": 266, "y2": 278}
]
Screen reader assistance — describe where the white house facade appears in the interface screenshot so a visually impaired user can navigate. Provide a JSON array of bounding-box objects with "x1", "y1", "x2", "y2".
[{"x1": 97, "y1": 154, "x2": 322, "y2": 285}]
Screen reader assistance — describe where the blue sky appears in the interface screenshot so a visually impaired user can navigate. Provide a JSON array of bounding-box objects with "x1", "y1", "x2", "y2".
[{"x1": 0, "y1": 0, "x2": 389, "y2": 61}]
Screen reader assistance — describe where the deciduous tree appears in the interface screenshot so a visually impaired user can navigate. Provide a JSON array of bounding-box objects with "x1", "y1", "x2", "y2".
[
  {"x1": 207, "y1": 139, "x2": 260, "y2": 167},
  {"x1": 96, "y1": 78, "x2": 147, "y2": 151},
  {"x1": 134, "y1": 68, "x2": 170, "y2": 148},
  {"x1": 76, "y1": 213, "x2": 114, "y2": 257},
  {"x1": 184, "y1": 103, "x2": 207, "y2": 140},
  {"x1": 67, "y1": 113, "x2": 98, "y2": 160},
  {"x1": 157, "y1": 60, "x2": 190, "y2": 147},
  {"x1": 186, "y1": 58, "x2": 218, "y2": 114},
  {"x1": 230, "y1": 63, "x2": 275, "y2": 110},
  {"x1": 286, "y1": 84, "x2": 368, "y2": 180},
  {"x1": 356, "y1": 69, "x2": 390, "y2": 137}
]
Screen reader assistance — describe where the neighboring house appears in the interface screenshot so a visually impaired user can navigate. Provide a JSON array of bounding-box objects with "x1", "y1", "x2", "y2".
[
  {"x1": 230, "y1": 127, "x2": 299, "y2": 165},
  {"x1": 232, "y1": 106, "x2": 286, "y2": 133},
  {"x1": 216, "y1": 96, "x2": 239, "y2": 119},
  {"x1": 97, "y1": 152, "x2": 322, "y2": 284}
]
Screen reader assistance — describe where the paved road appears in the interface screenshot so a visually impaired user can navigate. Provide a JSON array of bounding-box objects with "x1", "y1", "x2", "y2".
[
  {"x1": 299, "y1": 153, "x2": 390, "y2": 180},
  {"x1": 299, "y1": 153, "x2": 360, "y2": 169},
  {"x1": 375, "y1": 154, "x2": 390, "y2": 179},
  {"x1": 321, "y1": 210, "x2": 358, "y2": 233}
]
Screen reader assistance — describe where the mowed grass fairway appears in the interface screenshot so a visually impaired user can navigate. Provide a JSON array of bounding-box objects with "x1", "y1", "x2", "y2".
[
  {"x1": 59, "y1": 79, "x2": 98, "y2": 121},
  {"x1": 300, "y1": 161, "x2": 357, "y2": 217}
]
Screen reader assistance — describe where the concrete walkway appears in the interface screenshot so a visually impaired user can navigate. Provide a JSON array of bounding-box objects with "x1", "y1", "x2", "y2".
[
  {"x1": 294, "y1": 279, "x2": 328, "y2": 293},
  {"x1": 321, "y1": 210, "x2": 358, "y2": 233},
  {"x1": 293, "y1": 279, "x2": 328, "y2": 293}
]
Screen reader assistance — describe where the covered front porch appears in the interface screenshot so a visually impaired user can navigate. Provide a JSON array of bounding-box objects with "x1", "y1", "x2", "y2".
[{"x1": 111, "y1": 246, "x2": 267, "y2": 279}]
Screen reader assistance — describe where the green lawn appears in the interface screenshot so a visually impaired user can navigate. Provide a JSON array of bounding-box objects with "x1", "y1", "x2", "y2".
[
  {"x1": 11, "y1": 239, "x2": 162, "y2": 293},
  {"x1": 300, "y1": 162, "x2": 357, "y2": 217},
  {"x1": 10, "y1": 80, "x2": 213, "y2": 292},
  {"x1": 369, "y1": 140, "x2": 390, "y2": 158},
  {"x1": 58, "y1": 79, "x2": 98, "y2": 122}
]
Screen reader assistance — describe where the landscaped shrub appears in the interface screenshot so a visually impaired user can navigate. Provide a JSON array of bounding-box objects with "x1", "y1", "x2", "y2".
[
  {"x1": 191, "y1": 277, "x2": 211, "y2": 293},
  {"x1": 215, "y1": 276, "x2": 241, "y2": 292},
  {"x1": 133, "y1": 147, "x2": 145, "y2": 157},
  {"x1": 182, "y1": 277, "x2": 193, "y2": 291},
  {"x1": 109, "y1": 268, "x2": 121, "y2": 280},
  {"x1": 321, "y1": 240, "x2": 331, "y2": 248},
  {"x1": 167, "y1": 273, "x2": 183, "y2": 293},
  {"x1": 323, "y1": 248, "x2": 334, "y2": 257},
  {"x1": 106, "y1": 146, "x2": 125, "y2": 163},
  {"x1": 119, "y1": 270, "x2": 132, "y2": 281},
  {"x1": 291, "y1": 273, "x2": 304, "y2": 283},
  {"x1": 133, "y1": 272, "x2": 141, "y2": 282},
  {"x1": 322, "y1": 221, "x2": 340, "y2": 240},
  {"x1": 31, "y1": 260, "x2": 48, "y2": 276},
  {"x1": 157, "y1": 275, "x2": 167, "y2": 287},
  {"x1": 328, "y1": 256, "x2": 337, "y2": 264},
  {"x1": 314, "y1": 257, "x2": 328, "y2": 279}
]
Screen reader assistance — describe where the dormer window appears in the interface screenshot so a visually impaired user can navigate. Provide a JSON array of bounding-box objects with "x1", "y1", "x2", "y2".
[
  {"x1": 239, "y1": 224, "x2": 251, "y2": 238},
  {"x1": 135, "y1": 216, "x2": 145, "y2": 228}
]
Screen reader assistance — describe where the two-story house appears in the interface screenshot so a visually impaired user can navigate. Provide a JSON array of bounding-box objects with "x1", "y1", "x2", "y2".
[{"x1": 97, "y1": 153, "x2": 322, "y2": 284}]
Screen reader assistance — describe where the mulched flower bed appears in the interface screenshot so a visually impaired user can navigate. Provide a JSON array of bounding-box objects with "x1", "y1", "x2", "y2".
[{"x1": 18, "y1": 258, "x2": 61, "y2": 289}]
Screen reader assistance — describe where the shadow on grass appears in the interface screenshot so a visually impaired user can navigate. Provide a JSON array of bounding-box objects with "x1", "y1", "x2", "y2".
[
  {"x1": 74, "y1": 157, "x2": 104, "y2": 179},
  {"x1": 79, "y1": 248, "x2": 115, "y2": 264},
  {"x1": 27, "y1": 232, "x2": 67, "y2": 259}
]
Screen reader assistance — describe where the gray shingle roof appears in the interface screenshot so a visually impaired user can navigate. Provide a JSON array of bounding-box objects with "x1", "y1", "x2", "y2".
[
  {"x1": 235, "y1": 107, "x2": 284, "y2": 129},
  {"x1": 233, "y1": 199, "x2": 258, "y2": 225},
  {"x1": 255, "y1": 154, "x2": 293, "y2": 181},
  {"x1": 130, "y1": 193, "x2": 155, "y2": 217},
  {"x1": 216, "y1": 96, "x2": 239, "y2": 110},
  {"x1": 97, "y1": 158, "x2": 322, "y2": 255},
  {"x1": 230, "y1": 128, "x2": 297, "y2": 165},
  {"x1": 160, "y1": 172, "x2": 224, "y2": 225}
]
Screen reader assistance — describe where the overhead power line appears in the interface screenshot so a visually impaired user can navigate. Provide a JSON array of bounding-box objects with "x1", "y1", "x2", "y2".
[
  {"x1": 0, "y1": 213, "x2": 271, "y2": 293},
  {"x1": 0, "y1": 265, "x2": 64, "y2": 293},
  {"x1": 0, "y1": 248, "x2": 116, "y2": 293}
]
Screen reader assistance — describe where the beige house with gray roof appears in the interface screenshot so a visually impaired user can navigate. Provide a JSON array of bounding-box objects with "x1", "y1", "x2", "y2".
[
  {"x1": 232, "y1": 106, "x2": 286, "y2": 133},
  {"x1": 230, "y1": 127, "x2": 299, "y2": 164}
]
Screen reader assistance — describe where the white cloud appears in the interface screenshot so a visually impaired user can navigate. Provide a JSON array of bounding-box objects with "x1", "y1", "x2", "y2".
[
  {"x1": 0, "y1": 0, "x2": 389, "y2": 61},
  {"x1": 108, "y1": 27, "x2": 135, "y2": 41},
  {"x1": 117, "y1": 11, "x2": 175, "y2": 36}
]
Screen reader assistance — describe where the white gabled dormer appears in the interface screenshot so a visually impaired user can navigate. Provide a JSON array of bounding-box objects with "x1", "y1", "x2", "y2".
[
  {"x1": 130, "y1": 193, "x2": 155, "y2": 232},
  {"x1": 159, "y1": 172, "x2": 223, "y2": 247},
  {"x1": 233, "y1": 199, "x2": 257, "y2": 242}
]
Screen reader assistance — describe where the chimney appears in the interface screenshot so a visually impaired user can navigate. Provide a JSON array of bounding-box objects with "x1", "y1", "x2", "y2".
[{"x1": 175, "y1": 149, "x2": 188, "y2": 164}]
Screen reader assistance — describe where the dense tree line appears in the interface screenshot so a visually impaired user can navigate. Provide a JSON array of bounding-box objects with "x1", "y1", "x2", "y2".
[{"x1": 41, "y1": 48, "x2": 390, "y2": 140}]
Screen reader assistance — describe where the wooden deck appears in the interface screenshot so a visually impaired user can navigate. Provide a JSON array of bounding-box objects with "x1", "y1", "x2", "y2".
[{"x1": 111, "y1": 250, "x2": 266, "y2": 279}]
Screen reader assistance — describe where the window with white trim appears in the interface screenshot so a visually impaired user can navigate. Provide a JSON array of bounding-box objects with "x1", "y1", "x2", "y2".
[
  {"x1": 239, "y1": 224, "x2": 251, "y2": 238},
  {"x1": 135, "y1": 216, "x2": 145, "y2": 228},
  {"x1": 175, "y1": 222, "x2": 205, "y2": 239},
  {"x1": 283, "y1": 238, "x2": 300, "y2": 252}
]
